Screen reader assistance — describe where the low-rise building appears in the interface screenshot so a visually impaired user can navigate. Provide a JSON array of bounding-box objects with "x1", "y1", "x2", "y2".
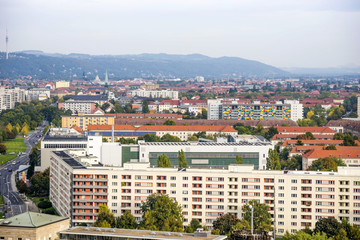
[
  {"x1": 274, "y1": 127, "x2": 335, "y2": 135},
  {"x1": 88, "y1": 124, "x2": 238, "y2": 141},
  {"x1": 0, "y1": 212, "x2": 69, "y2": 240},
  {"x1": 27, "y1": 88, "x2": 51, "y2": 101},
  {"x1": 302, "y1": 149, "x2": 360, "y2": 169},
  {"x1": 56, "y1": 81, "x2": 70, "y2": 88},
  {"x1": 129, "y1": 89, "x2": 179, "y2": 100},
  {"x1": 59, "y1": 227, "x2": 226, "y2": 240},
  {"x1": 61, "y1": 113, "x2": 115, "y2": 130}
]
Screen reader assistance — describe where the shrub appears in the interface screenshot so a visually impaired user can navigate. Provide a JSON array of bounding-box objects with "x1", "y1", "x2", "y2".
[{"x1": 38, "y1": 200, "x2": 52, "y2": 209}]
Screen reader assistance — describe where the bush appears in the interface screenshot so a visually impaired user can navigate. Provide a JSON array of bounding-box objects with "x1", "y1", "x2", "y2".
[
  {"x1": 43, "y1": 208, "x2": 56, "y2": 215},
  {"x1": 38, "y1": 200, "x2": 52, "y2": 209}
]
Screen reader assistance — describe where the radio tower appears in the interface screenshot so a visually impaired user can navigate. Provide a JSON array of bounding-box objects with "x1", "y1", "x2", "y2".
[{"x1": 5, "y1": 29, "x2": 8, "y2": 60}]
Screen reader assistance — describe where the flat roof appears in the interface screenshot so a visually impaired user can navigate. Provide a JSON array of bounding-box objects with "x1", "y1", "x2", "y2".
[
  {"x1": 0, "y1": 212, "x2": 67, "y2": 228},
  {"x1": 60, "y1": 227, "x2": 226, "y2": 240},
  {"x1": 139, "y1": 141, "x2": 271, "y2": 146},
  {"x1": 53, "y1": 151, "x2": 86, "y2": 169}
]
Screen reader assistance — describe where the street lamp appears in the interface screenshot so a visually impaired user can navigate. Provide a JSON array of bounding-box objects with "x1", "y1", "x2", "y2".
[{"x1": 249, "y1": 205, "x2": 254, "y2": 235}]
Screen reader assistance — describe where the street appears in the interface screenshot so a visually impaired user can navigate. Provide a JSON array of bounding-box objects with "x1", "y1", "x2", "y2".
[{"x1": 0, "y1": 121, "x2": 47, "y2": 218}]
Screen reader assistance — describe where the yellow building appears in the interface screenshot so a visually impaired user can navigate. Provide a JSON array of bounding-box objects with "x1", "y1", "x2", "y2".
[
  {"x1": 0, "y1": 212, "x2": 69, "y2": 240},
  {"x1": 55, "y1": 81, "x2": 70, "y2": 88},
  {"x1": 61, "y1": 113, "x2": 115, "y2": 130}
]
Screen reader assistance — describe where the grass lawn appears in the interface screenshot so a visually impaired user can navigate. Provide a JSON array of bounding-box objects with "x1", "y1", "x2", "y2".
[
  {"x1": 0, "y1": 137, "x2": 27, "y2": 166},
  {"x1": 4, "y1": 137, "x2": 27, "y2": 153}
]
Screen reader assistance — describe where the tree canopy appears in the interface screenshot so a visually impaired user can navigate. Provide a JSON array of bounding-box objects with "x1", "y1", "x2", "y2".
[
  {"x1": 242, "y1": 200, "x2": 272, "y2": 231},
  {"x1": 140, "y1": 194, "x2": 183, "y2": 232},
  {"x1": 157, "y1": 154, "x2": 171, "y2": 167}
]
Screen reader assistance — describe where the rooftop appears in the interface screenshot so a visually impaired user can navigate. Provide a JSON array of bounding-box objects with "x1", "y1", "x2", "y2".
[
  {"x1": 0, "y1": 212, "x2": 67, "y2": 228},
  {"x1": 53, "y1": 151, "x2": 86, "y2": 169},
  {"x1": 60, "y1": 227, "x2": 225, "y2": 240},
  {"x1": 275, "y1": 126, "x2": 335, "y2": 134}
]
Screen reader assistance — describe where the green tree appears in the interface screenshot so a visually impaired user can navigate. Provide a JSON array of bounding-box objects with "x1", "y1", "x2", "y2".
[
  {"x1": 231, "y1": 219, "x2": 250, "y2": 231},
  {"x1": 185, "y1": 219, "x2": 203, "y2": 233},
  {"x1": 115, "y1": 210, "x2": 138, "y2": 229},
  {"x1": 161, "y1": 134, "x2": 181, "y2": 142},
  {"x1": 16, "y1": 180, "x2": 28, "y2": 193},
  {"x1": 6, "y1": 123, "x2": 13, "y2": 132},
  {"x1": 279, "y1": 147, "x2": 290, "y2": 161},
  {"x1": 243, "y1": 200, "x2": 272, "y2": 231},
  {"x1": 100, "y1": 102, "x2": 110, "y2": 112},
  {"x1": 341, "y1": 219, "x2": 360, "y2": 240},
  {"x1": 187, "y1": 135, "x2": 198, "y2": 141},
  {"x1": 0, "y1": 143, "x2": 7, "y2": 154},
  {"x1": 296, "y1": 140, "x2": 304, "y2": 146},
  {"x1": 266, "y1": 149, "x2": 281, "y2": 170},
  {"x1": 140, "y1": 194, "x2": 183, "y2": 232},
  {"x1": 141, "y1": 134, "x2": 161, "y2": 142},
  {"x1": 264, "y1": 126, "x2": 279, "y2": 140},
  {"x1": 324, "y1": 145, "x2": 337, "y2": 150},
  {"x1": 163, "y1": 120, "x2": 176, "y2": 125},
  {"x1": 142, "y1": 100, "x2": 150, "y2": 114},
  {"x1": 178, "y1": 149, "x2": 187, "y2": 168},
  {"x1": 314, "y1": 217, "x2": 342, "y2": 238},
  {"x1": 281, "y1": 155, "x2": 302, "y2": 170},
  {"x1": 333, "y1": 229, "x2": 348, "y2": 240},
  {"x1": 42, "y1": 125, "x2": 50, "y2": 135},
  {"x1": 236, "y1": 155, "x2": 243, "y2": 164},
  {"x1": 297, "y1": 132, "x2": 315, "y2": 140},
  {"x1": 157, "y1": 154, "x2": 171, "y2": 167},
  {"x1": 212, "y1": 213, "x2": 240, "y2": 235},
  {"x1": 29, "y1": 168, "x2": 49, "y2": 197},
  {"x1": 94, "y1": 204, "x2": 115, "y2": 228},
  {"x1": 282, "y1": 231, "x2": 330, "y2": 240},
  {"x1": 114, "y1": 103, "x2": 125, "y2": 113},
  {"x1": 310, "y1": 157, "x2": 346, "y2": 171},
  {"x1": 201, "y1": 108, "x2": 207, "y2": 119}
]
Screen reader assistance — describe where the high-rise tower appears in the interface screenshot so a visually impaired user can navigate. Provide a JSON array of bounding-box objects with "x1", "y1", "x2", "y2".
[
  {"x1": 5, "y1": 29, "x2": 8, "y2": 60},
  {"x1": 104, "y1": 70, "x2": 109, "y2": 85}
]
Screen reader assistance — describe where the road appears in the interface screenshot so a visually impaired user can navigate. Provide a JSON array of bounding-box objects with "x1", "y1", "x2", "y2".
[{"x1": 0, "y1": 121, "x2": 47, "y2": 218}]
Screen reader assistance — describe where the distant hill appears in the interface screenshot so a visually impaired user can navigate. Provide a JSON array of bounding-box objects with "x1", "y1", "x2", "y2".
[
  {"x1": 0, "y1": 51, "x2": 287, "y2": 80},
  {"x1": 283, "y1": 67, "x2": 360, "y2": 76}
]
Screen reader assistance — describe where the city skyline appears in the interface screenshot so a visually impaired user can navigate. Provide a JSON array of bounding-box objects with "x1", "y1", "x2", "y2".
[{"x1": 0, "y1": 0, "x2": 360, "y2": 68}]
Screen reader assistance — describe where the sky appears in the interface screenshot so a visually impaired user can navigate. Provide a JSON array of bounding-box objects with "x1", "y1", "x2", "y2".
[{"x1": 0, "y1": 0, "x2": 360, "y2": 68}]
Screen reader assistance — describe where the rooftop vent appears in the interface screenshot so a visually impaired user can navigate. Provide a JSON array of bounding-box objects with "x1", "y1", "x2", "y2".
[
  {"x1": 85, "y1": 227, "x2": 89, "y2": 231},
  {"x1": 110, "y1": 229, "x2": 115, "y2": 232},
  {"x1": 150, "y1": 231, "x2": 156, "y2": 235},
  {"x1": 96, "y1": 228, "x2": 101, "y2": 231}
]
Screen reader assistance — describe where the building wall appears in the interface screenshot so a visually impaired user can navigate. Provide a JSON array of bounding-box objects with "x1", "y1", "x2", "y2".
[
  {"x1": 49, "y1": 158, "x2": 360, "y2": 235},
  {"x1": 0, "y1": 87, "x2": 26, "y2": 111},
  {"x1": 62, "y1": 114, "x2": 115, "y2": 130},
  {"x1": 59, "y1": 101, "x2": 95, "y2": 114},
  {"x1": 0, "y1": 219, "x2": 70, "y2": 240},
  {"x1": 129, "y1": 89, "x2": 179, "y2": 100},
  {"x1": 56, "y1": 81, "x2": 70, "y2": 88}
]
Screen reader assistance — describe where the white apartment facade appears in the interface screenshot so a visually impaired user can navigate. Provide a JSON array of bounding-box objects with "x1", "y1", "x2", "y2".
[
  {"x1": 129, "y1": 89, "x2": 179, "y2": 100},
  {"x1": 49, "y1": 155, "x2": 360, "y2": 235},
  {"x1": 27, "y1": 88, "x2": 51, "y2": 101},
  {"x1": 58, "y1": 101, "x2": 96, "y2": 114},
  {"x1": 0, "y1": 87, "x2": 26, "y2": 111}
]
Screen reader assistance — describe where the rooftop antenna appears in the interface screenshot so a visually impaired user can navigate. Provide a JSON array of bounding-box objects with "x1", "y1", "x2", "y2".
[{"x1": 5, "y1": 28, "x2": 9, "y2": 60}]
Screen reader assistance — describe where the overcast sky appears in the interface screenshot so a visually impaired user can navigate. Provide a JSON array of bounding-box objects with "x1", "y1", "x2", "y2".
[{"x1": 1, "y1": 0, "x2": 359, "y2": 68}]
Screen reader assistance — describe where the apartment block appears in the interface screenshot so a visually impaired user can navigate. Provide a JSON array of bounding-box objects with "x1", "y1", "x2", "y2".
[
  {"x1": 56, "y1": 81, "x2": 70, "y2": 88},
  {"x1": 58, "y1": 101, "x2": 96, "y2": 114},
  {"x1": 61, "y1": 113, "x2": 115, "y2": 130},
  {"x1": 208, "y1": 99, "x2": 303, "y2": 122},
  {"x1": 129, "y1": 89, "x2": 179, "y2": 100},
  {"x1": 0, "y1": 87, "x2": 26, "y2": 111},
  {"x1": 27, "y1": 88, "x2": 51, "y2": 101},
  {"x1": 49, "y1": 152, "x2": 360, "y2": 235}
]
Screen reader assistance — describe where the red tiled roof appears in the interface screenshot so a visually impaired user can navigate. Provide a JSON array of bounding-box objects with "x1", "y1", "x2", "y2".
[
  {"x1": 159, "y1": 100, "x2": 180, "y2": 105},
  {"x1": 290, "y1": 145, "x2": 360, "y2": 153},
  {"x1": 137, "y1": 125, "x2": 237, "y2": 133},
  {"x1": 275, "y1": 127, "x2": 335, "y2": 134},
  {"x1": 88, "y1": 124, "x2": 237, "y2": 133},
  {"x1": 70, "y1": 125, "x2": 84, "y2": 133},
  {"x1": 88, "y1": 125, "x2": 137, "y2": 131},
  {"x1": 272, "y1": 134, "x2": 334, "y2": 141},
  {"x1": 303, "y1": 149, "x2": 360, "y2": 159},
  {"x1": 282, "y1": 140, "x2": 345, "y2": 146}
]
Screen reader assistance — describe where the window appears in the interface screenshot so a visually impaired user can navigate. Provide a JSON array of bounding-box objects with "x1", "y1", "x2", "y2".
[
  {"x1": 291, "y1": 179, "x2": 297, "y2": 184},
  {"x1": 278, "y1": 179, "x2": 284, "y2": 183},
  {"x1": 183, "y1": 177, "x2": 188, "y2": 180}
]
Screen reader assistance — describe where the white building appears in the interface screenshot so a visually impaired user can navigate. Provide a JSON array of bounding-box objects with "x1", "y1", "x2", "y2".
[
  {"x1": 0, "y1": 87, "x2": 26, "y2": 111},
  {"x1": 58, "y1": 101, "x2": 96, "y2": 114},
  {"x1": 49, "y1": 153, "x2": 360, "y2": 234},
  {"x1": 27, "y1": 88, "x2": 51, "y2": 101},
  {"x1": 129, "y1": 89, "x2": 179, "y2": 100}
]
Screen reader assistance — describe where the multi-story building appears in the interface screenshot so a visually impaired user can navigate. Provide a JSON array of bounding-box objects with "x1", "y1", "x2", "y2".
[
  {"x1": 49, "y1": 154, "x2": 360, "y2": 234},
  {"x1": 87, "y1": 124, "x2": 238, "y2": 141},
  {"x1": 27, "y1": 88, "x2": 51, "y2": 101},
  {"x1": 208, "y1": 99, "x2": 303, "y2": 122},
  {"x1": 61, "y1": 113, "x2": 115, "y2": 130},
  {"x1": 0, "y1": 87, "x2": 26, "y2": 111},
  {"x1": 56, "y1": 81, "x2": 70, "y2": 88},
  {"x1": 58, "y1": 101, "x2": 96, "y2": 114},
  {"x1": 302, "y1": 149, "x2": 360, "y2": 169},
  {"x1": 129, "y1": 89, "x2": 179, "y2": 100}
]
